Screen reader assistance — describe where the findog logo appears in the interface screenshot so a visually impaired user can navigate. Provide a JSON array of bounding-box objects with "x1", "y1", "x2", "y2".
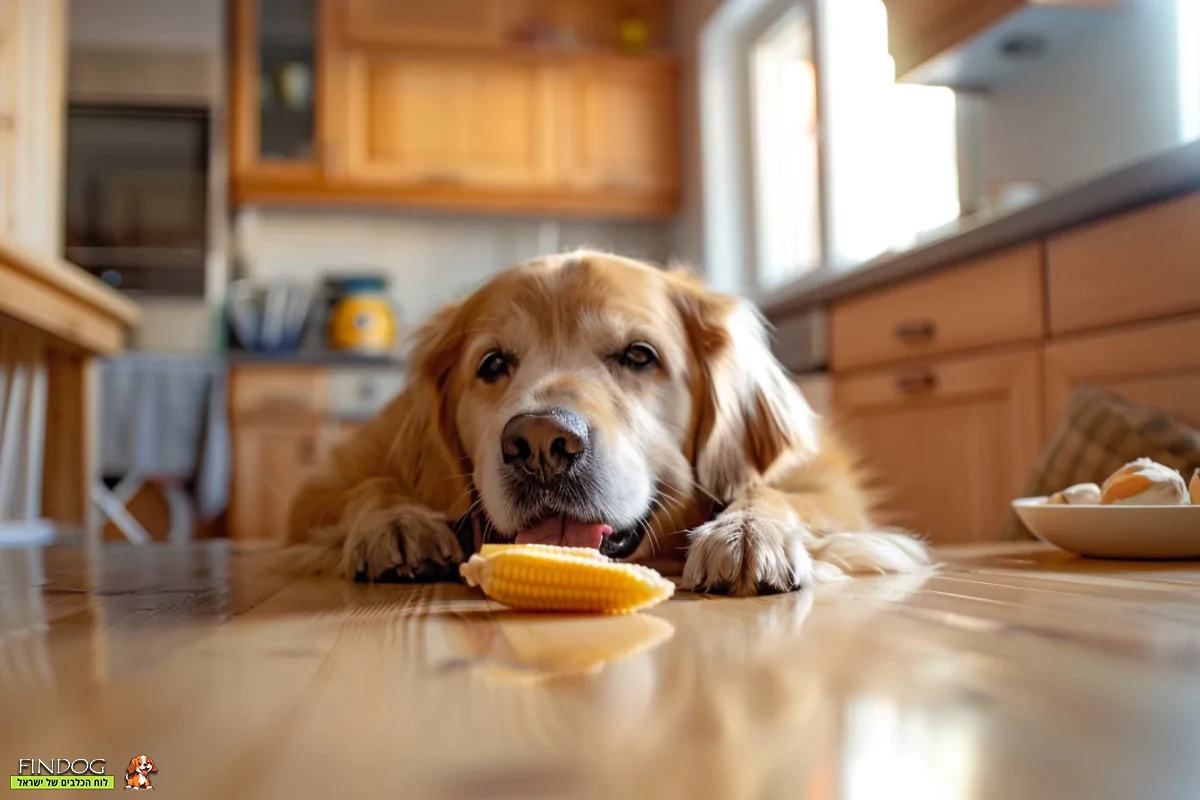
[{"x1": 11, "y1": 757, "x2": 112, "y2": 790}]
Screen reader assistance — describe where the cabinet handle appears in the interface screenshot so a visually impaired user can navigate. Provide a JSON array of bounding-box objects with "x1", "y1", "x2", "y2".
[
  {"x1": 894, "y1": 319, "x2": 937, "y2": 343},
  {"x1": 896, "y1": 367, "x2": 938, "y2": 395}
]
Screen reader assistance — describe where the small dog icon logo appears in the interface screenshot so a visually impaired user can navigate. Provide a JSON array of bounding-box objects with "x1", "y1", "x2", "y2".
[{"x1": 124, "y1": 755, "x2": 156, "y2": 790}]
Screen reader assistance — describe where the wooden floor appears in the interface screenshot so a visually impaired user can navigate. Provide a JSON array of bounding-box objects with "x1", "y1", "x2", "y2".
[{"x1": 3, "y1": 542, "x2": 1200, "y2": 799}]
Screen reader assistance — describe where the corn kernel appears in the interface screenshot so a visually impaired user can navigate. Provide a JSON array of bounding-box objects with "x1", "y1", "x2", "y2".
[{"x1": 460, "y1": 544, "x2": 674, "y2": 614}]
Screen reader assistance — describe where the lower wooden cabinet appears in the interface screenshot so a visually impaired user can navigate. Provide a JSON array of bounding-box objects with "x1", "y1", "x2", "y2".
[
  {"x1": 229, "y1": 419, "x2": 365, "y2": 541},
  {"x1": 1044, "y1": 314, "x2": 1200, "y2": 432},
  {"x1": 833, "y1": 347, "x2": 1042, "y2": 544},
  {"x1": 230, "y1": 424, "x2": 328, "y2": 542}
]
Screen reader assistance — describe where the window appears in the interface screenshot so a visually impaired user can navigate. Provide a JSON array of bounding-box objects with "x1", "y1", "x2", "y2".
[
  {"x1": 704, "y1": 0, "x2": 961, "y2": 294},
  {"x1": 751, "y1": 10, "x2": 821, "y2": 289},
  {"x1": 819, "y1": 0, "x2": 959, "y2": 268}
]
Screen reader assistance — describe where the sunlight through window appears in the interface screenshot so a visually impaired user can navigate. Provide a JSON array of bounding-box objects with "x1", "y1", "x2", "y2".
[
  {"x1": 752, "y1": 10, "x2": 822, "y2": 289},
  {"x1": 820, "y1": 0, "x2": 959, "y2": 269}
]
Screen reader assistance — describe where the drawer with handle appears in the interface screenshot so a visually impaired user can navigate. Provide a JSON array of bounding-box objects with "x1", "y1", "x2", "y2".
[
  {"x1": 328, "y1": 368, "x2": 407, "y2": 420},
  {"x1": 832, "y1": 346, "x2": 1043, "y2": 544},
  {"x1": 831, "y1": 243, "x2": 1045, "y2": 371}
]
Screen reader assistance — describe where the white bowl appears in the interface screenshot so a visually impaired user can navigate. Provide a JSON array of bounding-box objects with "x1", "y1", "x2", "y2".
[{"x1": 1012, "y1": 497, "x2": 1200, "y2": 559}]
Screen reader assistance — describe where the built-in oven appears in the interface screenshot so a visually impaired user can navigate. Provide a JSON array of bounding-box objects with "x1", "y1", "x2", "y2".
[{"x1": 64, "y1": 103, "x2": 210, "y2": 297}]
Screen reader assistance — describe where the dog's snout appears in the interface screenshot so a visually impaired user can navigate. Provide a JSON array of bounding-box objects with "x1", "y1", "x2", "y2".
[{"x1": 501, "y1": 409, "x2": 589, "y2": 483}]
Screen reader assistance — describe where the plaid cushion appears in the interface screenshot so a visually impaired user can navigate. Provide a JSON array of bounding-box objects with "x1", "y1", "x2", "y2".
[{"x1": 1001, "y1": 384, "x2": 1200, "y2": 540}]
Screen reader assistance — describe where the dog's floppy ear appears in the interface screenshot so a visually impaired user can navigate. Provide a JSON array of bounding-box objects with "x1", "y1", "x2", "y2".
[
  {"x1": 669, "y1": 270, "x2": 818, "y2": 503},
  {"x1": 125, "y1": 758, "x2": 138, "y2": 775},
  {"x1": 387, "y1": 299, "x2": 473, "y2": 517},
  {"x1": 146, "y1": 758, "x2": 156, "y2": 773}
]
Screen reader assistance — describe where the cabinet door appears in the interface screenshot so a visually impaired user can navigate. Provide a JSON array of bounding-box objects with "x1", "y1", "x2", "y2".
[
  {"x1": 230, "y1": 425, "x2": 328, "y2": 542},
  {"x1": 340, "y1": 0, "x2": 504, "y2": 48},
  {"x1": 883, "y1": 0, "x2": 1015, "y2": 78},
  {"x1": 342, "y1": 54, "x2": 551, "y2": 189},
  {"x1": 1044, "y1": 315, "x2": 1200, "y2": 433},
  {"x1": 230, "y1": 0, "x2": 326, "y2": 187},
  {"x1": 554, "y1": 60, "x2": 678, "y2": 195},
  {"x1": 834, "y1": 347, "x2": 1042, "y2": 544}
]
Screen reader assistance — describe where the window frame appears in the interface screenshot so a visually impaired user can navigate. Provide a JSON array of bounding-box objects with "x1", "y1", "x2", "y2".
[{"x1": 701, "y1": 0, "x2": 963, "y2": 298}]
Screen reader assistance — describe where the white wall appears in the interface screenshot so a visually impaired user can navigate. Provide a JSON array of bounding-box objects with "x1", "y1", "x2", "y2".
[
  {"x1": 69, "y1": 0, "x2": 222, "y2": 52},
  {"x1": 970, "y1": 0, "x2": 1194, "y2": 198},
  {"x1": 235, "y1": 209, "x2": 674, "y2": 329}
]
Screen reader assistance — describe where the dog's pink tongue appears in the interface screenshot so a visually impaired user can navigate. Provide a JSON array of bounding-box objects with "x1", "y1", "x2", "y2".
[{"x1": 515, "y1": 517, "x2": 612, "y2": 549}]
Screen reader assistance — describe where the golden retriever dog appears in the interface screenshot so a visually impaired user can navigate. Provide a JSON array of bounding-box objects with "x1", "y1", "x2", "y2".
[{"x1": 287, "y1": 252, "x2": 929, "y2": 596}]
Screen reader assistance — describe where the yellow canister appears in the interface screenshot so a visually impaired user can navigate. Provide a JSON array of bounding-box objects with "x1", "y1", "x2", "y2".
[{"x1": 328, "y1": 278, "x2": 396, "y2": 354}]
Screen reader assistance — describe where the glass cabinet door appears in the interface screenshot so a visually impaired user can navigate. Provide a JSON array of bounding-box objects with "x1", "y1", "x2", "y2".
[{"x1": 233, "y1": 0, "x2": 321, "y2": 180}]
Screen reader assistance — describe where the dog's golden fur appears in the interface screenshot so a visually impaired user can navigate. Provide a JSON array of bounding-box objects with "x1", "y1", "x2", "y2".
[{"x1": 287, "y1": 251, "x2": 929, "y2": 595}]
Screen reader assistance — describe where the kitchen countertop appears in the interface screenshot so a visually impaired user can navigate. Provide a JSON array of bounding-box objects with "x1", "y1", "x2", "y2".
[
  {"x1": 3, "y1": 540, "x2": 1200, "y2": 798},
  {"x1": 224, "y1": 350, "x2": 405, "y2": 369},
  {"x1": 759, "y1": 138, "x2": 1200, "y2": 320}
]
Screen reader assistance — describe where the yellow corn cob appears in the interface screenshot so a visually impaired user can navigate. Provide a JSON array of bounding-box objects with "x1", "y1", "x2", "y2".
[{"x1": 459, "y1": 544, "x2": 674, "y2": 614}]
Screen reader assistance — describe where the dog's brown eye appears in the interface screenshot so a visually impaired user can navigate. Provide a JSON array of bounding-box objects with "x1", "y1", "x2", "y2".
[
  {"x1": 477, "y1": 350, "x2": 514, "y2": 383},
  {"x1": 619, "y1": 342, "x2": 658, "y2": 371}
]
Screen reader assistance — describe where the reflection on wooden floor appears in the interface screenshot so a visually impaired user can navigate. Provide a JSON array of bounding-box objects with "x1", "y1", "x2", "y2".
[{"x1": 3, "y1": 542, "x2": 1200, "y2": 799}]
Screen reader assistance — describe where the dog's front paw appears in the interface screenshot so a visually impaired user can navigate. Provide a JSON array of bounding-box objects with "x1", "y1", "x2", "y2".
[
  {"x1": 339, "y1": 505, "x2": 464, "y2": 581},
  {"x1": 681, "y1": 508, "x2": 814, "y2": 596}
]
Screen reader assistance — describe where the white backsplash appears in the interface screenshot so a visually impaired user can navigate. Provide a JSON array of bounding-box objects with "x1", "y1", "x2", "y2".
[{"x1": 234, "y1": 207, "x2": 675, "y2": 331}]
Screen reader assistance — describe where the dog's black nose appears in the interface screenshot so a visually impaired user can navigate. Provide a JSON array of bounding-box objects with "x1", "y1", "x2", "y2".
[{"x1": 501, "y1": 409, "x2": 589, "y2": 483}]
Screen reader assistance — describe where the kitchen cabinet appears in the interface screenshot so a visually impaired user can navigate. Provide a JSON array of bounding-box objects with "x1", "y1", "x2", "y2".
[
  {"x1": 884, "y1": 0, "x2": 1115, "y2": 88},
  {"x1": 230, "y1": 423, "x2": 330, "y2": 542},
  {"x1": 230, "y1": 0, "x2": 328, "y2": 194},
  {"x1": 341, "y1": 54, "x2": 552, "y2": 189},
  {"x1": 228, "y1": 365, "x2": 402, "y2": 540},
  {"x1": 230, "y1": 0, "x2": 680, "y2": 216},
  {"x1": 834, "y1": 347, "x2": 1042, "y2": 544},
  {"x1": 1044, "y1": 315, "x2": 1200, "y2": 434},
  {"x1": 339, "y1": 0, "x2": 672, "y2": 52},
  {"x1": 339, "y1": 0, "x2": 504, "y2": 48},
  {"x1": 1047, "y1": 193, "x2": 1200, "y2": 336},
  {"x1": 831, "y1": 243, "x2": 1044, "y2": 371},
  {"x1": 554, "y1": 59, "x2": 678, "y2": 196}
]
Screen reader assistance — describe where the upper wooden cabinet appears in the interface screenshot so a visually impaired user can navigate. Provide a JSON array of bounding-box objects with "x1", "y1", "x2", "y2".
[
  {"x1": 230, "y1": 0, "x2": 327, "y2": 188},
  {"x1": 231, "y1": 0, "x2": 680, "y2": 217},
  {"x1": 341, "y1": 0, "x2": 505, "y2": 48},
  {"x1": 554, "y1": 59, "x2": 678, "y2": 195},
  {"x1": 884, "y1": 0, "x2": 1115, "y2": 88},
  {"x1": 339, "y1": 0, "x2": 672, "y2": 52},
  {"x1": 341, "y1": 54, "x2": 553, "y2": 189}
]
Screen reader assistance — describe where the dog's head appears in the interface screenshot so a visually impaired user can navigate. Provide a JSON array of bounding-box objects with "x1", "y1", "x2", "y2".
[
  {"x1": 399, "y1": 252, "x2": 817, "y2": 558},
  {"x1": 126, "y1": 756, "x2": 155, "y2": 776}
]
